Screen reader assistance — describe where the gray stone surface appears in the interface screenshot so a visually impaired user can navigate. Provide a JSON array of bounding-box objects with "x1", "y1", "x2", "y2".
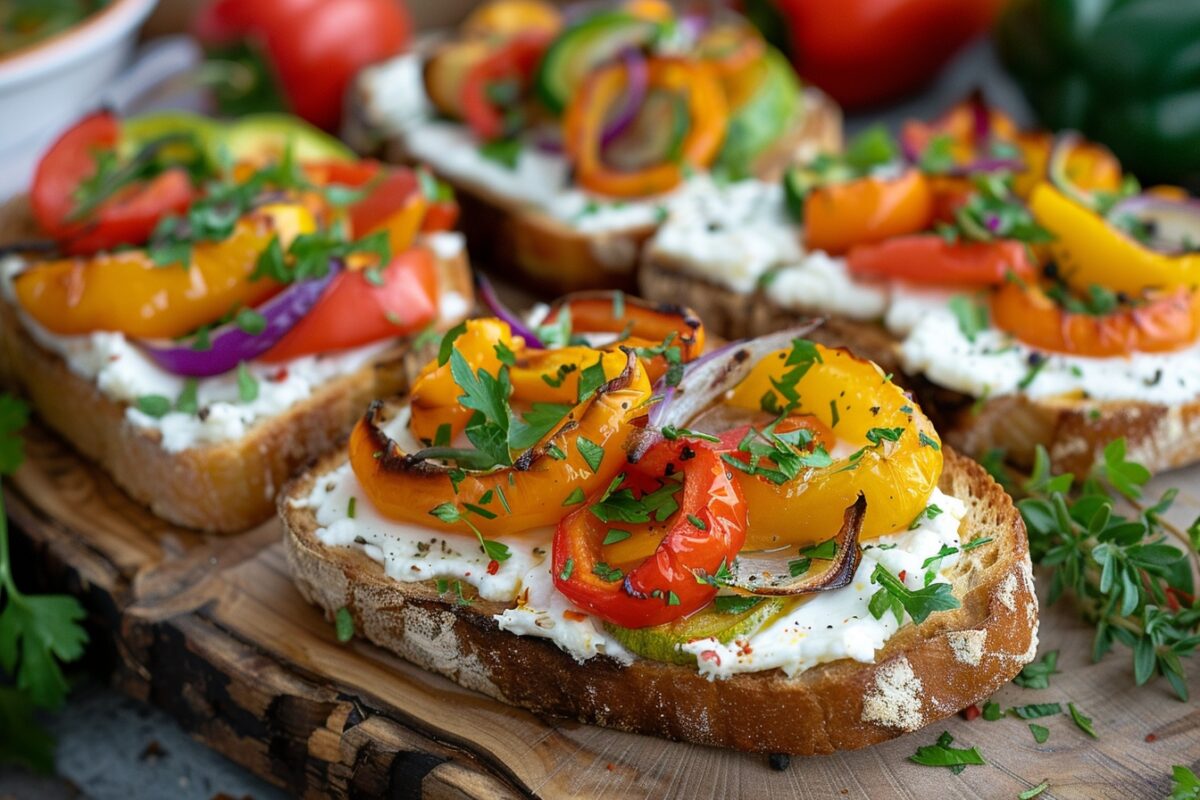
[{"x1": 0, "y1": 681, "x2": 285, "y2": 800}]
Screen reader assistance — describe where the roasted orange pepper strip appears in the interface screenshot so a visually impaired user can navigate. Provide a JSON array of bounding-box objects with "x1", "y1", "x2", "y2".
[
  {"x1": 564, "y1": 57, "x2": 727, "y2": 198},
  {"x1": 991, "y1": 281, "x2": 1200, "y2": 357},
  {"x1": 13, "y1": 203, "x2": 314, "y2": 339},
  {"x1": 350, "y1": 351, "x2": 652, "y2": 535},
  {"x1": 1030, "y1": 183, "x2": 1200, "y2": 294},
  {"x1": 803, "y1": 169, "x2": 933, "y2": 255},
  {"x1": 543, "y1": 292, "x2": 705, "y2": 382},
  {"x1": 408, "y1": 319, "x2": 634, "y2": 443},
  {"x1": 723, "y1": 344, "x2": 943, "y2": 548}
]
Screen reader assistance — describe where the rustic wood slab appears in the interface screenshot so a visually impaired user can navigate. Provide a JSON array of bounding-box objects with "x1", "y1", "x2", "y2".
[{"x1": 6, "y1": 419, "x2": 1200, "y2": 799}]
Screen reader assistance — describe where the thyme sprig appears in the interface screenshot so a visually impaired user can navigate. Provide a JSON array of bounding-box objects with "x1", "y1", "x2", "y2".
[{"x1": 1010, "y1": 439, "x2": 1200, "y2": 700}]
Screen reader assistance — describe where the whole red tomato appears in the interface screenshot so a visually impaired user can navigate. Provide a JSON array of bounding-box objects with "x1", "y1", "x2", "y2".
[
  {"x1": 195, "y1": 0, "x2": 411, "y2": 130},
  {"x1": 763, "y1": 0, "x2": 1005, "y2": 109}
]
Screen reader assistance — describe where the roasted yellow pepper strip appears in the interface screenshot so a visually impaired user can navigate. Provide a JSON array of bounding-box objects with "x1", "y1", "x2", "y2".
[
  {"x1": 1030, "y1": 182, "x2": 1200, "y2": 294},
  {"x1": 14, "y1": 203, "x2": 314, "y2": 339},
  {"x1": 724, "y1": 344, "x2": 943, "y2": 548}
]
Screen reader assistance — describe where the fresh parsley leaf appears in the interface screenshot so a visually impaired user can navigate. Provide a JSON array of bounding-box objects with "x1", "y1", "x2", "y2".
[
  {"x1": 334, "y1": 607, "x2": 355, "y2": 643},
  {"x1": 982, "y1": 701, "x2": 1002, "y2": 721},
  {"x1": 0, "y1": 397, "x2": 26, "y2": 476},
  {"x1": 479, "y1": 138, "x2": 521, "y2": 169},
  {"x1": 1028, "y1": 723, "x2": 1050, "y2": 744},
  {"x1": 175, "y1": 379, "x2": 199, "y2": 415},
  {"x1": 1006, "y1": 702, "x2": 1062, "y2": 720},
  {"x1": 437, "y1": 322, "x2": 467, "y2": 367},
  {"x1": 865, "y1": 427, "x2": 904, "y2": 446},
  {"x1": 908, "y1": 503, "x2": 944, "y2": 530},
  {"x1": 592, "y1": 562, "x2": 623, "y2": 582},
  {"x1": 563, "y1": 488, "x2": 586, "y2": 506},
  {"x1": 576, "y1": 358, "x2": 607, "y2": 404},
  {"x1": 234, "y1": 307, "x2": 267, "y2": 335},
  {"x1": 559, "y1": 558, "x2": 574, "y2": 580},
  {"x1": 921, "y1": 544, "x2": 958, "y2": 570},
  {"x1": 1019, "y1": 781, "x2": 1050, "y2": 799},
  {"x1": 868, "y1": 564, "x2": 960, "y2": 624},
  {"x1": 918, "y1": 431, "x2": 941, "y2": 450},
  {"x1": 577, "y1": 437, "x2": 604, "y2": 473},
  {"x1": 509, "y1": 402, "x2": 571, "y2": 452},
  {"x1": 494, "y1": 341, "x2": 516, "y2": 366},
  {"x1": 713, "y1": 596, "x2": 762, "y2": 614},
  {"x1": 135, "y1": 394, "x2": 172, "y2": 419},
  {"x1": 1068, "y1": 702, "x2": 1097, "y2": 738},
  {"x1": 603, "y1": 529, "x2": 631, "y2": 545},
  {"x1": 948, "y1": 295, "x2": 989, "y2": 343},
  {"x1": 1169, "y1": 766, "x2": 1200, "y2": 800},
  {"x1": 908, "y1": 731, "x2": 985, "y2": 771},
  {"x1": 1013, "y1": 650, "x2": 1059, "y2": 690},
  {"x1": 788, "y1": 537, "x2": 838, "y2": 577},
  {"x1": 236, "y1": 362, "x2": 259, "y2": 403}
]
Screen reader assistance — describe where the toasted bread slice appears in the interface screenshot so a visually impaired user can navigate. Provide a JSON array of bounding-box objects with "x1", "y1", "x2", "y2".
[
  {"x1": 0, "y1": 199, "x2": 474, "y2": 533},
  {"x1": 639, "y1": 259, "x2": 1200, "y2": 476},
  {"x1": 281, "y1": 447, "x2": 1037, "y2": 755},
  {"x1": 345, "y1": 71, "x2": 843, "y2": 295}
]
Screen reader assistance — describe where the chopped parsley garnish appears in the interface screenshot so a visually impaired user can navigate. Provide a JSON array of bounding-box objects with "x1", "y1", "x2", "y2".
[
  {"x1": 661, "y1": 425, "x2": 720, "y2": 443},
  {"x1": 1006, "y1": 702, "x2": 1062, "y2": 720},
  {"x1": 603, "y1": 529, "x2": 631, "y2": 545},
  {"x1": 576, "y1": 436, "x2": 604, "y2": 473},
  {"x1": 713, "y1": 595, "x2": 762, "y2": 614},
  {"x1": 721, "y1": 417, "x2": 832, "y2": 486},
  {"x1": 1013, "y1": 650, "x2": 1059, "y2": 689},
  {"x1": 478, "y1": 138, "x2": 522, "y2": 169},
  {"x1": 559, "y1": 558, "x2": 574, "y2": 580},
  {"x1": 1068, "y1": 702, "x2": 1098, "y2": 738},
  {"x1": 175, "y1": 379, "x2": 199, "y2": 415},
  {"x1": 948, "y1": 295, "x2": 988, "y2": 343},
  {"x1": 868, "y1": 563, "x2": 960, "y2": 624},
  {"x1": 1028, "y1": 724, "x2": 1050, "y2": 744},
  {"x1": 562, "y1": 487, "x2": 586, "y2": 506},
  {"x1": 135, "y1": 394, "x2": 172, "y2": 419},
  {"x1": 982, "y1": 701, "x2": 1002, "y2": 721},
  {"x1": 908, "y1": 731, "x2": 985, "y2": 772},
  {"x1": 908, "y1": 503, "x2": 943, "y2": 530},
  {"x1": 592, "y1": 562, "x2": 623, "y2": 582},
  {"x1": 920, "y1": 543, "x2": 958, "y2": 570},
  {"x1": 236, "y1": 362, "x2": 258, "y2": 402},
  {"x1": 687, "y1": 514, "x2": 707, "y2": 531},
  {"x1": 334, "y1": 607, "x2": 355, "y2": 643},
  {"x1": 788, "y1": 537, "x2": 837, "y2": 577}
]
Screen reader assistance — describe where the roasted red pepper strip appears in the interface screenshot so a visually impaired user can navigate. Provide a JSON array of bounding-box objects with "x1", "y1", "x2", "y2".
[
  {"x1": 552, "y1": 438, "x2": 747, "y2": 628},
  {"x1": 461, "y1": 32, "x2": 551, "y2": 141},
  {"x1": 847, "y1": 235, "x2": 1038, "y2": 287}
]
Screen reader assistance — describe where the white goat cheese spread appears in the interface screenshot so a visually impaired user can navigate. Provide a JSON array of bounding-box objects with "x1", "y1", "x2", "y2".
[{"x1": 297, "y1": 402, "x2": 970, "y2": 678}]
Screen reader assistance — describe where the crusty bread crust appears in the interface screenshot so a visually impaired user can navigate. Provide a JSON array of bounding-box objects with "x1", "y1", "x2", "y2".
[
  {"x1": 348, "y1": 84, "x2": 842, "y2": 296},
  {"x1": 639, "y1": 258, "x2": 1200, "y2": 475},
  {"x1": 281, "y1": 448, "x2": 1038, "y2": 755},
  {"x1": 0, "y1": 199, "x2": 474, "y2": 533}
]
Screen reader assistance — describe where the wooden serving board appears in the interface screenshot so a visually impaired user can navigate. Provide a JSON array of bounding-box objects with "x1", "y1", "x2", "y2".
[{"x1": 6, "y1": 420, "x2": 1200, "y2": 799}]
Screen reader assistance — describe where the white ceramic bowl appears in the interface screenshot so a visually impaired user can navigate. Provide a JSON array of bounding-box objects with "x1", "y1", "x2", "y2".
[{"x1": 0, "y1": 0, "x2": 159, "y2": 155}]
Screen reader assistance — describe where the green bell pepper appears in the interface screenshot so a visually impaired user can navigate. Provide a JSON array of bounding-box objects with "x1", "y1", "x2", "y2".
[{"x1": 996, "y1": 0, "x2": 1200, "y2": 191}]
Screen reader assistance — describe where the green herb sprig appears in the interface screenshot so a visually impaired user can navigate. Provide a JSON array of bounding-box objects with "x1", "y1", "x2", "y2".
[
  {"x1": 1009, "y1": 438, "x2": 1200, "y2": 700},
  {"x1": 0, "y1": 395, "x2": 89, "y2": 772}
]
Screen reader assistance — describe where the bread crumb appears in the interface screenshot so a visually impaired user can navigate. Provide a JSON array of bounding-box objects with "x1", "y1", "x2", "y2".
[
  {"x1": 862, "y1": 657, "x2": 924, "y2": 731},
  {"x1": 947, "y1": 630, "x2": 986, "y2": 666}
]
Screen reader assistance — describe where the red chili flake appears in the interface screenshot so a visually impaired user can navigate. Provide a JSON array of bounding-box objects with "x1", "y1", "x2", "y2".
[
  {"x1": 606, "y1": 764, "x2": 614, "y2": 772},
  {"x1": 736, "y1": 640, "x2": 753, "y2": 658},
  {"x1": 960, "y1": 704, "x2": 981, "y2": 721},
  {"x1": 1145, "y1": 733, "x2": 1158, "y2": 743},
  {"x1": 272, "y1": 367, "x2": 289, "y2": 382},
  {"x1": 464, "y1": 571, "x2": 471, "y2": 577},
  {"x1": 486, "y1": 560, "x2": 499, "y2": 575},
  {"x1": 700, "y1": 650, "x2": 721, "y2": 667},
  {"x1": 563, "y1": 610, "x2": 588, "y2": 622},
  {"x1": 108, "y1": 354, "x2": 121, "y2": 362},
  {"x1": 898, "y1": 570, "x2": 908, "y2": 582}
]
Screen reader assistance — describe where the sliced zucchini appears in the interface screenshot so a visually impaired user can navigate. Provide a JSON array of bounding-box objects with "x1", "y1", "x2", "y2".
[{"x1": 535, "y1": 11, "x2": 661, "y2": 115}]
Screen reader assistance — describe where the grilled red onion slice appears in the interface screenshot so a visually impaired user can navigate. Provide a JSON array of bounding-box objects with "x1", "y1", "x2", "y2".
[
  {"x1": 600, "y1": 49, "x2": 649, "y2": 148},
  {"x1": 138, "y1": 263, "x2": 340, "y2": 377},
  {"x1": 636, "y1": 322, "x2": 823, "y2": 459},
  {"x1": 1110, "y1": 195, "x2": 1200, "y2": 256},
  {"x1": 476, "y1": 273, "x2": 546, "y2": 348},
  {"x1": 722, "y1": 495, "x2": 865, "y2": 596}
]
